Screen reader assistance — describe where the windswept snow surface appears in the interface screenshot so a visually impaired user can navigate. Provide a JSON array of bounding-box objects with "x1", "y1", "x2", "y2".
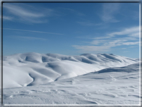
[{"x1": 2, "y1": 52, "x2": 141, "y2": 105}]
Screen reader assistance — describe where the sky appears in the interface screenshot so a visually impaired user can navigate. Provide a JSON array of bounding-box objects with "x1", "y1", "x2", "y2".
[{"x1": 3, "y1": 2, "x2": 140, "y2": 58}]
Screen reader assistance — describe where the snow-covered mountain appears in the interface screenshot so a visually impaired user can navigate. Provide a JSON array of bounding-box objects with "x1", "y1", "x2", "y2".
[{"x1": 3, "y1": 52, "x2": 139, "y2": 88}]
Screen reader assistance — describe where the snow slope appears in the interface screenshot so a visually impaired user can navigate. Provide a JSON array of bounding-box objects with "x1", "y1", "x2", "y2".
[
  {"x1": 3, "y1": 52, "x2": 139, "y2": 88},
  {"x1": 3, "y1": 62, "x2": 141, "y2": 105}
]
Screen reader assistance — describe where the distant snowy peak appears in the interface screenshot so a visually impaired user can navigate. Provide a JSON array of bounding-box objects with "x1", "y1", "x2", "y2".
[
  {"x1": 4, "y1": 52, "x2": 138, "y2": 64},
  {"x1": 3, "y1": 52, "x2": 139, "y2": 88},
  {"x1": 97, "y1": 62, "x2": 140, "y2": 73},
  {"x1": 81, "y1": 53, "x2": 137, "y2": 61}
]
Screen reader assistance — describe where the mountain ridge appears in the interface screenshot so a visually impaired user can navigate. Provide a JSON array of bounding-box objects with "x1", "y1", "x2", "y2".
[{"x1": 3, "y1": 52, "x2": 139, "y2": 88}]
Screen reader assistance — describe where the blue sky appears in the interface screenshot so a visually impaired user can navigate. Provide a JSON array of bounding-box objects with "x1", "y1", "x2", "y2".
[{"x1": 3, "y1": 3, "x2": 140, "y2": 58}]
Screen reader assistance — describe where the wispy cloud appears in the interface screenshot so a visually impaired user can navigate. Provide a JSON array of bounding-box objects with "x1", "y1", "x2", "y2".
[
  {"x1": 94, "y1": 26, "x2": 140, "y2": 40},
  {"x1": 101, "y1": 3, "x2": 120, "y2": 23},
  {"x1": 77, "y1": 21, "x2": 102, "y2": 26},
  {"x1": 4, "y1": 28, "x2": 63, "y2": 35},
  {"x1": 4, "y1": 4, "x2": 44, "y2": 18},
  {"x1": 73, "y1": 26, "x2": 140, "y2": 53},
  {"x1": 122, "y1": 42, "x2": 139, "y2": 45},
  {"x1": 73, "y1": 45, "x2": 110, "y2": 53},
  {"x1": 77, "y1": 3, "x2": 120, "y2": 27},
  {"x1": 108, "y1": 26, "x2": 139, "y2": 37},
  {"x1": 91, "y1": 39, "x2": 106, "y2": 45},
  {"x1": 3, "y1": 3, "x2": 54, "y2": 23},
  {"x1": 3, "y1": 16, "x2": 13, "y2": 20},
  {"x1": 12, "y1": 36, "x2": 47, "y2": 41}
]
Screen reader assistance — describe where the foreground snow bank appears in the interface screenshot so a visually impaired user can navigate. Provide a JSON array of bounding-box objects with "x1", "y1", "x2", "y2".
[{"x1": 3, "y1": 62, "x2": 140, "y2": 105}]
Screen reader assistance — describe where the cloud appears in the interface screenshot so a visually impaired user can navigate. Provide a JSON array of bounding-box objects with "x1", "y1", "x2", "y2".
[
  {"x1": 77, "y1": 21, "x2": 102, "y2": 26},
  {"x1": 108, "y1": 26, "x2": 139, "y2": 37},
  {"x1": 77, "y1": 3, "x2": 120, "y2": 26},
  {"x1": 122, "y1": 42, "x2": 139, "y2": 45},
  {"x1": 94, "y1": 26, "x2": 140, "y2": 40},
  {"x1": 101, "y1": 3, "x2": 120, "y2": 23},
  {"x1": 73, "y1": 45, "x2": 110, "y2": 53},
  {"x1": 73, "y1": 39, "x2": 139, "y2": 53},
  {"x1": 3, "y1": 3, "x2": 53, "y2": 23},
  {"x1": 12, "y1": 36, "x2": 47, "y2": 41},
  {"x1": 129, "y1": 32, "x2": 139, "y2": 37},
  {"x1": 3, "y1": 16, "x2": 13, "y2": 20},
  {"x1": 4, "y1": 4, "x2": 44, "y2": 18},
  {"x1": 73, "y1": 26, "x2": 140, "y2": 53},
  {"x1": 4, "y1": 28, "x2": 63, "y2": 35},
  {"x1": 91, "y1": 39, "x2": 106, "y2": 45}
]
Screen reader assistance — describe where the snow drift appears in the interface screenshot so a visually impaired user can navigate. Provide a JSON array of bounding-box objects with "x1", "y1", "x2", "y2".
[{"x1": 3, "y1": 52, "x2": 139, "y2": 88}]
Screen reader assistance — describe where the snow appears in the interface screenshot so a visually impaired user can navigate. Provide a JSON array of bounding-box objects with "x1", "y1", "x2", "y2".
[
  {"x1": 3, "y1": 52, "x2": 138, "y2": 88},
  {"x1": 2, "y1": 52, "x2": 141, "y2": 105}
]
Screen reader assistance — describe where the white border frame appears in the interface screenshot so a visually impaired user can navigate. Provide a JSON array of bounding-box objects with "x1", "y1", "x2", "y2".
[{"x1": 2, "y1": 1, "x2": 142, "y2": 107}]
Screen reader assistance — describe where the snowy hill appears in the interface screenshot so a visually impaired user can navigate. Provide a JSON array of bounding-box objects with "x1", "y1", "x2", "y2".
[
  {"x1": 3, "y1": 52, "x2": 139, "y2": 88},
  {"x1": 3, "y1": 61, "x2": 140, "y2": 104}
]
